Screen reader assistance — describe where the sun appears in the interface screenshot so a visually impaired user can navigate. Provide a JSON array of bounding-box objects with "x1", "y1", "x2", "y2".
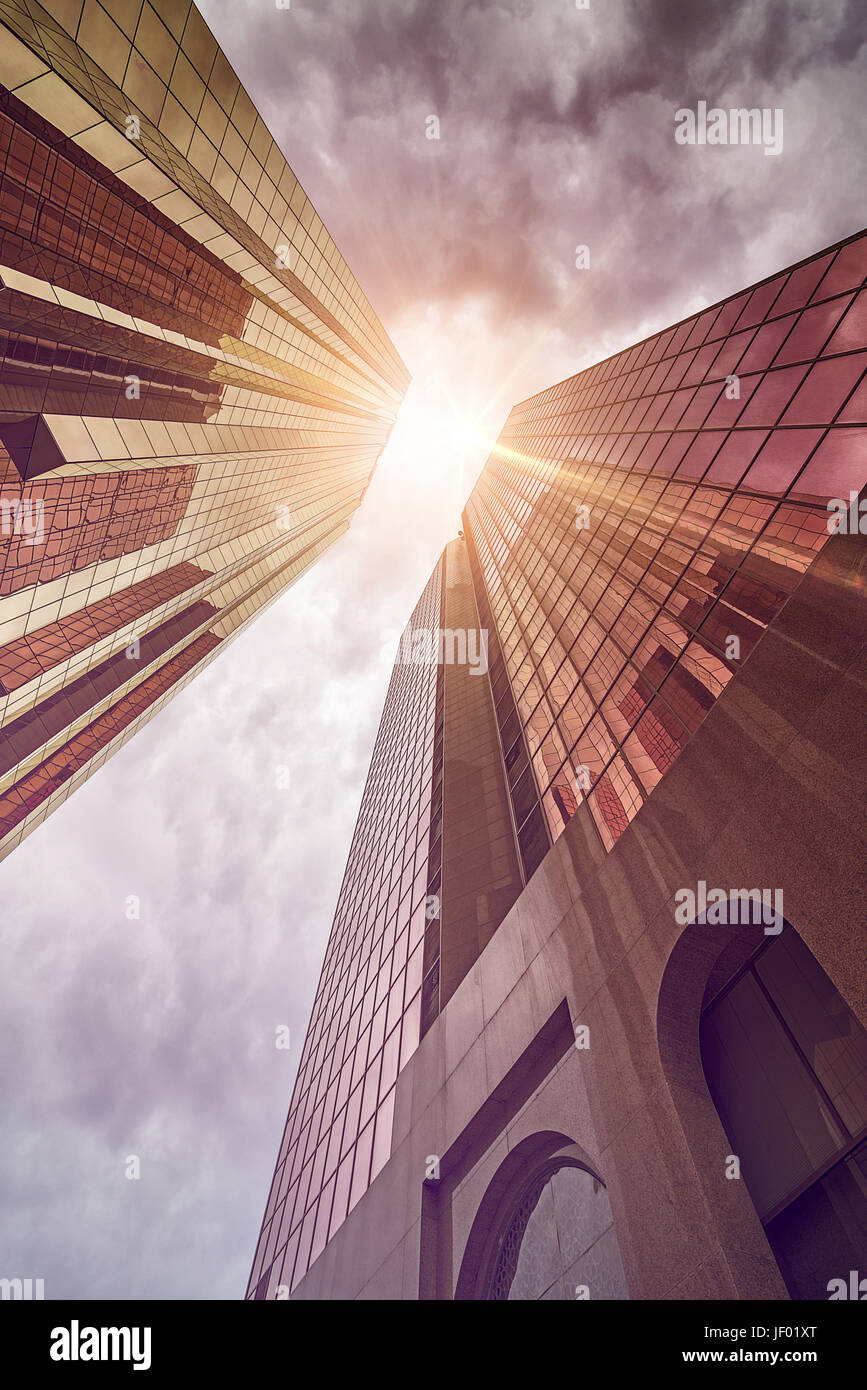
[
  {"x1": 392, "y1": 382, "x2": 483, "y2": 453},
  {"x1": 386, "y1": 379, "x2": 501, "y2": 500}
]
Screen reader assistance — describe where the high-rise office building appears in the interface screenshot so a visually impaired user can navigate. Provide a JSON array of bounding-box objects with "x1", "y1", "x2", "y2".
[
  {"x1": 0, "y1": 0, "x2": 408, "y2": 859},
  {"x1": 250, "y1": 227, "x2": 867, "y2": 1300}
]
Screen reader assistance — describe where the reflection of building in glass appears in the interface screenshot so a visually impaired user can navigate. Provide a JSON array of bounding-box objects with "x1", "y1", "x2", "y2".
[
  {"x1": 249, "y1": 561, "x2": 446, "y2": 1289},
  {"x1": 250, "y1": 228, "x2": 867, "y2": 1300},
  {"x1": 0, "y1": 1, "x2": 408, "y2": 858}
]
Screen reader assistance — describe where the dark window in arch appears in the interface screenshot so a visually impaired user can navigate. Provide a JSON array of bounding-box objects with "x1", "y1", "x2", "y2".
[
  {"x1": 700, "y1": 929, "x2": 867, "y2": 1299},
  {"x1": 485, "y1": 1161, "x2": 628, "y2": 1301}
]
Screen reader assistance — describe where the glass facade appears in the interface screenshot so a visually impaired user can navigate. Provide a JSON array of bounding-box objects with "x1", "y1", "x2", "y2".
[
  {"x1": 486, "y1": 1163, "x2": 628, "y2": 1302},
  {"x1": 250, "y1": 227, "x2": 866, "y2": 1297},
  {"x1": 0, "y1": 0, "x2": 409, "y2": 857},
  {"x1": 464, "y1": 229, "x2": 866, "y2": 857},
  {"x1": 249, "y1": 562, "x2": 444, "y2": 1297}
]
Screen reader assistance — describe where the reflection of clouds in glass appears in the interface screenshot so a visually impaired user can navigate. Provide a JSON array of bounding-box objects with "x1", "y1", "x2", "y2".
[{"x1": 489, "y1": 1163, "x2": 628, "y2": 1300}]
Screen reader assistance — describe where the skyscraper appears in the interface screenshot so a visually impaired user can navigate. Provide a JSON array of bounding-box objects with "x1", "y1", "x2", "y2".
[
  {"x1": 0, "y1": 0, "x2": 408, "y2": 860},
  {"x1": 250, "y1": 227, "x2": 867, "y2": 1300}
]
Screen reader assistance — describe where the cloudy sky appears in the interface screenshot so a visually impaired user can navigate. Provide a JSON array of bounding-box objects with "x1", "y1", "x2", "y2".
[{"x1": 1, "y1": 0, "x2": 865, "y2": 1300}]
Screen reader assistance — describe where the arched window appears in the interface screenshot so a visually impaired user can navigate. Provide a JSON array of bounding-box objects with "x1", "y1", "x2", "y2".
[
  {"x1": 700, "y1": 928, "x2": 867, "y2": 1298},
  {"x1": 483, "y1": 1159, "x2": 628, "y2": 1301}
]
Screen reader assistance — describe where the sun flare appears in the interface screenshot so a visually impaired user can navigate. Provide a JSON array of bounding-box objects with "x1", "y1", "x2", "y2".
[{"x1": 387, "y1": 379, "x2": 502, "y2": 505}]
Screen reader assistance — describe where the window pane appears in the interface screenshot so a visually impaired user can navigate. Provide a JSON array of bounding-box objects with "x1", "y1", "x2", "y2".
[
  {"x1": 701, "y1": 970, "x2": 845, "y2": 1217},
  {"x1": 755, "y1": 931, "x2": 867, "y2": 1137}
]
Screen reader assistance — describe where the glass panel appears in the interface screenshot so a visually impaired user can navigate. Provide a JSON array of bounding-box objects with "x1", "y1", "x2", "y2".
[
  {"x1": 701, "y1": 969, "x2": 845, "y2": 1217},
  {"x1": 755, "y1": 931, "x2": 867, "y2": 1138},
  {"x1": 488, "y1": 1164, "x2": 628, "y2": 1301},
  {"x1": 766, "y1": 1139, "x2": 867, "y2": 1298}
]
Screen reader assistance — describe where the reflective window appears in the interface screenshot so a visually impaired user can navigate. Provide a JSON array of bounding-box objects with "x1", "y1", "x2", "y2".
[
  {"x1": 487, "y1": 1163, "x2": 629, "y2": 1301},
  {"x1": 464, "y1": 231, "x2": 866, "y2": 860},
  {"x1": 701, "y1": 931, "x2": 867, "y2": 1298}
]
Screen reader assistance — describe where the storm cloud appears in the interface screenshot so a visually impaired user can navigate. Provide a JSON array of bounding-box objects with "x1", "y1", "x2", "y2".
[{"x1": 0, "y1": 0, "x2": 864, "y2": 1299}]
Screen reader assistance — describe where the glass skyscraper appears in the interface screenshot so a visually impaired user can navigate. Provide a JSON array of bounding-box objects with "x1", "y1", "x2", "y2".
[
  {"x1": 461, "y1": 228, "x2": 865, "y2": 859},
  {"x1": 0, "y1": 0, "x2": 408, "y2": 858},
  {"x1": 250, "y1": 226, "x2": 866, "y2": 1299}
]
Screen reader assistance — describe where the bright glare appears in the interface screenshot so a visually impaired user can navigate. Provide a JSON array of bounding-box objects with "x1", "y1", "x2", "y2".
[{"x1": 387, "y1": 378, "x2": 500, "y2": 506}]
